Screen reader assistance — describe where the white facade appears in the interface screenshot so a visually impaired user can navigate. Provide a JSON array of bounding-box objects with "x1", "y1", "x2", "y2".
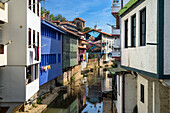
[
  {"x1": 102, "y1": 34, "x2": 114, "y2": 61},
  {"x1": 121, "y1": 0, "x2": 157, "y2": 74},
  {"x1": 0, "y1": 0, "x2": 41, "y2": 112},
  {"x1": 117, "y1": 0, "x2": 170, "y2": 113},
  {"x1": 112, "y1": 0, "x2": 121, "y2": 14},
  {"x1": 117, "y1": 74, "x2": 137, "y2": 113}
]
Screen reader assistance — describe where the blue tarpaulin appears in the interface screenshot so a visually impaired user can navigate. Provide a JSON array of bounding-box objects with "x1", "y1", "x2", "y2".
[{"x1": 88, "y1": 31, "x2": 100, "y2": 38}]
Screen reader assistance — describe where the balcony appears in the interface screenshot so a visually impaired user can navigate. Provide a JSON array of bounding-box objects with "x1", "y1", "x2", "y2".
[
  {"x1": 112, "y1": 28, "x2": 120, "y2": 36},
  {"x1": 112, "y1": 0, "x2": 121, "y2": 15},
  {"x1": 112, "y1": 51, "x2": 120, "y2": 58},
  {"x1": 0, "y1": 44, "x2": 7, "y2": 66},
  {"x1": 0, "y1": 3, "x2": 8, "y2": 24}
]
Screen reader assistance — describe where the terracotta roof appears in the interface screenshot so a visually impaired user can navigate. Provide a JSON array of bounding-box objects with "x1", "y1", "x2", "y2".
[
  {"x1": 60, "y1": 21, "x2": 77, "y2": 27},
  {"x1": 58, "y1": 26, "x2": 80, "y2": 37},
  {"x1": 83, "y1": 29, "x2": 113, "y2": 37},
  {"x1": 73, "y1": 17, "x2": 85, "y2": 22}
]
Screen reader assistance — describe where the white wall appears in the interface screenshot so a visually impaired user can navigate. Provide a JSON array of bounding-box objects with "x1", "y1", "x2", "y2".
[
  {"x1": 164, "y1": 0, "x2": 170, "y2": 75},
  {"x1": 0, "y1": 66, "x2": 26, "y2": 102},
  {"x1": 0, "y1": 0, "x2": 40, "y2": 105},
  {"x1": 137, "y1": 74, "x2": 161, "y2": 113},
  {"x1": 117, "y1": 74, "x2": 137, "y2": 113},
  {"x1": 102, "y1": 34, "x2": 114, "y2": 54},
  {"x1": 2, "y1": 0, "x2": 27, "y2": 66},
  {"x1": 121, "y1": 0, "x2": 157, "y2": 74},
  {"x1": 26, "y1": 78, "x2": 39, "y2": 101},
  {"x1": 27, "y1": 0, "x2": 41, "y2": 66},
  {"x1": 0, "y1": 45, "x2": 7, "y2": 66}
]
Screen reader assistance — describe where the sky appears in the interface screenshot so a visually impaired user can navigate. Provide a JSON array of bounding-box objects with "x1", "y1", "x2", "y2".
[{"x1": 42, "y1": 0, "x2": 116, "y2": 34}]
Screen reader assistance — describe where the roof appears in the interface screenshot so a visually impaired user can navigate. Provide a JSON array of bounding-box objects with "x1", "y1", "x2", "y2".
[
  {"x1": 83, "y1": 29, "x2": 113, "y2": 37},
  {"x1": 60, "y1": 21, "x2": 77, "y2": 27},
  {"x1": 108, "y1": 68, "x2": 127, "y2": 75},
  {"x1": 58, "y1": 26, "x2": 80, "y2": 37},
  {"x1": 119, "y1": 0, "x2": 139, "y2": 16},
  {"x1": 41, "y1": 17, "x2": 65, "y2": 34},
  {"x1": 73, "y1": 17, "x2": 85, "y2": 22}
]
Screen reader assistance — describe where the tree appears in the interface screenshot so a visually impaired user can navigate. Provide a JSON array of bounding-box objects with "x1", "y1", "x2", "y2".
[
  {"x1": 54, "y1": 14, "x2": 67, "y2": 22},
  {"x1": 83, "y1": 27, "x2": 92, "y2": 32},
  {"x1": 50, "y1": 14, "x2": 55, "y2": 21}
]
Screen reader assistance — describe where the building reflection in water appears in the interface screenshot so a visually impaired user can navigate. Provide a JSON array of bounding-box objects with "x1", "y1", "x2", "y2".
[{"x1": 45, "y1": 68, "x2": 112, "y2": 113}]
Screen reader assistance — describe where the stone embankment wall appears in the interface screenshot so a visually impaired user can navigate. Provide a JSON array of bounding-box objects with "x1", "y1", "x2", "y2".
[{"x1": 87, "y1": 58, "x2": 99, "y2": 68}]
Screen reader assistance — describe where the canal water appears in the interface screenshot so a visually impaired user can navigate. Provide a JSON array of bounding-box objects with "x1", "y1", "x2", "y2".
[{"x1": 44, "y1": 68, "x2": 113, "y2": 113}]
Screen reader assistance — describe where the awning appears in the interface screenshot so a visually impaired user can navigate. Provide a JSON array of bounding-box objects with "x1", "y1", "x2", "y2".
[{"x1": 108, "y1": 68, "x2": 127, "y2": 75}]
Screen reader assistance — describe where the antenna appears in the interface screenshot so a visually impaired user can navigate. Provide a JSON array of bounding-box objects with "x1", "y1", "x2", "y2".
[{"x1": 107, "y1": 23, "x2": 115, "y2": 34}]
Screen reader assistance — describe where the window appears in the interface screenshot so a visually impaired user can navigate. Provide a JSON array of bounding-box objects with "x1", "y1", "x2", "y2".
[
  {"x1": 41, "y1": 54, "x2": 56, "y2": 66},
  {"x1": 33, "y1": 30, "x2": 35, "y2": 48},
  {"x1": 37, "y1": 32, "x2": 39, "y2": 47},
  {"x1": 29, "y1": 0, "x2": 31, "y2": 10},
  {"x1": 37, "y1": 0, "x2": 39, "y2": 16},
  {"x1": 140, "y1": 8, "x2": 146, "y2": 46},
  {"x1": 42, "y1": 26, "x2": 56, "y2": 39},
  {"x1": 33, "y1": 0, "x2": 35, "y2": 13},
  {"x1": 58, "y1": 33, "x2": 61, "y2": 40},
  {"x1": 125, "y1": 20, "x2": 128, "y2": 48},
  {"x1": 131, "y1": 15, "x2": 136, "y2": 47},
  {"x1": 34, "y1": 64, "x2": 38, "y2": 80},
  {"x1": 26, "y1": 66, "x2": 32, "y2": 84},
  {"x1": 0, "y1": 44, "x2": 4, "y2": 54},
  {"x1": 28, "y1": 28, "x2": 31, "y2": 48},
  {"x1": 141, "y1": 84, "x2": 144, "y2": 103},
  {"x1": 58, "y1": 54, "x2": 61, "y2": 63}
]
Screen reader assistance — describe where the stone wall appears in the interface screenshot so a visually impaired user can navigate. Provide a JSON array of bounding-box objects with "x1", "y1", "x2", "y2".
[
  {"x1": 87, "y1": 58, "x2": 99, "y2": 68},
  {"x1": 72, "y1": 65, "x2": 82, "y2": 81}
]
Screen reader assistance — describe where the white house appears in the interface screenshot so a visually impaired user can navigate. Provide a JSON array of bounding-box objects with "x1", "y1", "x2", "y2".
[
  {"x1": 0, "y1": 0, "x2": 41, "y2": 112},
  {"x1": 114, "y1": 0, "x2": 170, "y2": 113}
]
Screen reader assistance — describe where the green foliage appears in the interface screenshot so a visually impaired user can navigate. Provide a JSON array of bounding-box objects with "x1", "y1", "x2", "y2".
[
  {"x1": 50, "y1": 14, "x2": 55, "y2": 21},
  {"x1": 41, "y1": 8, "x2": 67, "y2": 21},
  {"x1": 54, "y1": 14, "x2": 67, "y2": 22},
  {"x1": 111, "y1": 60, "x2": 117, "y2": 68},
  {"x1": 37, "y1": 98, "x2": 43, "y2": 104},
  {"x1": 83, "y1": 27, "x2": 92, "y2": 32},
  {"x1": 32, "y1": 103, "x2": 37, "y2": 108}
]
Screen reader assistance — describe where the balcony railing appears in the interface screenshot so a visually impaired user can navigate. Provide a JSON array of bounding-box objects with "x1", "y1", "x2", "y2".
[
  {"x1": 0, "y1": 44, "x2": 7, "y2": 66},
  {"x1": 112, "y1": 51, "x2": 120, "y2": 58},
  {"x1": 112, "y1": 0, "x2": 121, "y2": 14},
  {"x1": 112, "y1": 28, "x2": 120, "y2": 35}
]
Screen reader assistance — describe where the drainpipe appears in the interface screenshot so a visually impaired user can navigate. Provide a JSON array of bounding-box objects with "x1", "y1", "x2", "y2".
[{"x1": 122, "y1": 74, "x2": 125, "y2": 113}]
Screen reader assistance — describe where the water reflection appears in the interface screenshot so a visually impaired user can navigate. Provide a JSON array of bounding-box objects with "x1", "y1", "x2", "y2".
[{"x1": 44, "y1": 68, "x2": 112, "y2": 113}]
